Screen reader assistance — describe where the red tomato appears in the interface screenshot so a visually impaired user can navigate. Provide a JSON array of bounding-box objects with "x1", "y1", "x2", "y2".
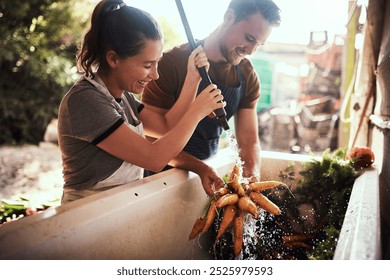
[{"x1": 346, "y1": 146, "x2": 375, "y2": 168}]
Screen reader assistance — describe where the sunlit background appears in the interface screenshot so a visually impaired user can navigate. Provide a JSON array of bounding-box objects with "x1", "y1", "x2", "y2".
[
  {"x1": 0, "y1": 0, "x2": 356, "y2": 209},
  {"x1": 125, "y1": 0, "x2": 350, "y2": 45},
  {"x1": 124, "y1": 0, "x2": 354, "y2": 149}
]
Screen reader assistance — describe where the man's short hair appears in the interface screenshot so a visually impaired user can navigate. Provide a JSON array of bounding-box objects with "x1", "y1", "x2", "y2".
[{"x1": 228, "y1": 0, "x2": 281, "y2": 26}]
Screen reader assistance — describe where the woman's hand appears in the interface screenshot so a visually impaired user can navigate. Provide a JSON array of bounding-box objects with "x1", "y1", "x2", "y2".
[
  {"x1": 189, "y1": 84, "x2": 225, "y2": 120},
  {"x1": 195, "y1": 163, "x2": 224, "y2": 196},
  {"x1": 187, "y1": 46, "x2": 209, "y2": 82}
]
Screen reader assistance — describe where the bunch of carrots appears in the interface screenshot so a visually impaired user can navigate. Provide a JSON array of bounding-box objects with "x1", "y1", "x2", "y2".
[{"x1": 189, "y1": 165, "x2": 288, "y2": 257}]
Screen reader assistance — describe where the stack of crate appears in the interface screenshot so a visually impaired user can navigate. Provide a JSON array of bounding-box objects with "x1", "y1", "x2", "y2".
[
  {"x1": 296, "y1": 97, "x2": 338, "y2": 151},
  {"x1": 268, "y1": 107, "x2": 296, "y2": 151}
]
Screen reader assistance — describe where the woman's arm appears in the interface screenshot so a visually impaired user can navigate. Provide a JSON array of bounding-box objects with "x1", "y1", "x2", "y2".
[
  {"x1": 163, "y1": 46, "x2": 208, "y2": 126},
  {"x1": 141, "y1": 46, "x2": 209, "y2": 137},
  {"x1": 168, "y1": 151, "x2": 222, "y2": 196},
  {"x1": 98, "y1": 84, "x2": 224, "y2": 172}
]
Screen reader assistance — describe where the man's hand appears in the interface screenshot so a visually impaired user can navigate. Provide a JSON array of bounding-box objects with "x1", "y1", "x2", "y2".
[{"x1": 248, "y1": 174, "x2": 261, "y2": 184}]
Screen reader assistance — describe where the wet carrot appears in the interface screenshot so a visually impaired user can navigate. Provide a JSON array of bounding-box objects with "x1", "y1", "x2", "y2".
[
  {"x1": 216, "y1": 205, "x2": 237, "y2": 239},
  {"x1": 229, "y1": 174, "x2": 246, "y2": 197},
  {"x1": 249, "y1": 180, "x2": 288, "y2": 192},
  {"x1": 229, "y1": 164, "x2": 240, "y2": 181},
  {"x1": 189, "y1": 217, "x2": 206, "y2": 240},
  {"x1": 203, "y1": 200, "x2": 217, "y2": 233},
  {"x1": 283, "y1": 241, "x2": 311, "y2": 250},
  {"x1": 216, "y1": 193, "x2": 239, "y2": 208},
  {"x1": 215, "y1": 187, "x2": 229, "y2": 198},
  {"x1": 282, "y1": 233, "x2": 316, "y2": 243},
  {"x1": 249, "y1": 191, "x2": 281, "y2": 215},
  {"x1": 237, "y1": 196, "x2": 259, "y2": 218},
  {"x1": 233, "y1": 211, "x2": 244, "y2": 256}
]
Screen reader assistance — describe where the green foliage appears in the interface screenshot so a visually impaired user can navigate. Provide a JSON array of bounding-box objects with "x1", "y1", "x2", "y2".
[
  {"x1": 307, "y1": 225, "x2": 340, "y2": 260},
  {"x1": 0, "y1": 196, "x2": 59, "y2": 225},
  {"x1": 0, "y1": 1, "x2": 187, "y2": 145},
  {"x1": 295, "y1": 149, "x2": 357, "y2": 228},
  {"x1": 271, "y1": 147, "x2": 358, "y2": 259},
  {"x1": 0, "y1": 0, "x2": 93, "y2": 145},
  {"x1": 157, "y1": 16, "x2": 184, "y2": 51}
]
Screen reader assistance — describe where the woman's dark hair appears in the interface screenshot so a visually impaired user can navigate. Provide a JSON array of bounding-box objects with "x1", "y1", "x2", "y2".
[
  {"x1": 77, "y1": 0, "x2": 162, "y2": 77},
  {"x1": 228, "y1": 0, "x2": 281, "y2": 27}
]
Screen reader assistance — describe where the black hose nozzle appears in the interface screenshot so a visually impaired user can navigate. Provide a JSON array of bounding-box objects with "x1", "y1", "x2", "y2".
[{"x1": 175, "y1": 0, "x2": 230, "y2": 131}]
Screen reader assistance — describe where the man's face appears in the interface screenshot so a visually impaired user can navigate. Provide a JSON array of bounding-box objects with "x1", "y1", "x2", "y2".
[{"x1": 220, "y1": 11, "x2": 273, "y2": 65}]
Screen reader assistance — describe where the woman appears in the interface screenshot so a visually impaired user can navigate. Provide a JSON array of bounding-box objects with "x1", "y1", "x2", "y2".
[{"x1": 58, "y1": 0, "x2": 224, "y2": 203}]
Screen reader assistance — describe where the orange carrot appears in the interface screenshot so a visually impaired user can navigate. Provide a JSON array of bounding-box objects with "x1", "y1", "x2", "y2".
[
  {"x1": 282, "y1": 233, "x2": 316, "y2": 243},
  {"x1": 233, "y1": 211, "x2": 244, "y2": 256},
  {"x1": 215, "y1": 187, "x2": 229, "y2": 198},
  {"x1": 189, "y1": 218, "x2": 206, "y2": 240},
  {"x1": 216, "y1": 193, "x2": 239, "y2": 208},
  {"x1": 229, "y1": 165, "x2": 240, "y2": 181},
  {"x1": 249, "y1": 191, "x2": 281, "y2": 215},
  {"x1": 283, "y1": 241, "x2": 311, "y2": 250},
  {"x1": 249, "y1": 180, "x2": 288, "y2": 192},
  {"x1": 203, "y1": 200, "x2": 217, "y2": 233},
  {"x1": 237, "y1": 196, "x2": 259, "y2": 218},
  {"x1": 229, "y1": 174, "x2": 246, "y2": 197},
  {"x1": 216, "y1": 205, "x2": 237, "y2": 239}
]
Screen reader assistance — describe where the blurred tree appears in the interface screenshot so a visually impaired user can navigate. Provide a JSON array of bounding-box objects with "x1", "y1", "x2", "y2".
[
  {"x1": 0, "y1": 0, "x2": 183, "y2": 145},
  {"x1": 158, "y1": 16, "x2": 184, "y2": 51},
  {"x1": 0, "y1": 0, "x2": 94, "y2": 145}
]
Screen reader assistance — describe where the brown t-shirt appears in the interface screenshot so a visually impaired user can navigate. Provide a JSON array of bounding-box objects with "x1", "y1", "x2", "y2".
[{"x1": 142, "y1": 43, "x2": 260, "y2": 111}]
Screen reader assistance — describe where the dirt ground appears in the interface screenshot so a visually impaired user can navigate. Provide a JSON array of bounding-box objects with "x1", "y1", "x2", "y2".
[{"x1": 0, "y1": 142, "x2": 63, "y2": 207}]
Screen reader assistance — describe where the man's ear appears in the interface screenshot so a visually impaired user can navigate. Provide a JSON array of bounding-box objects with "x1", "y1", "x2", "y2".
[
  {"x1": 224, "y1": 9, "x2": 235, "y2": 25},
  {"x1": 106, "y1": 50, "x2": 119, "y2": 68}
]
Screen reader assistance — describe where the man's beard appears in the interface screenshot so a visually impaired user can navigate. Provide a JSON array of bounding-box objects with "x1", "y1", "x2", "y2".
[{"x1": 220, "y1": 44, "x2": 243, "y2": 66}]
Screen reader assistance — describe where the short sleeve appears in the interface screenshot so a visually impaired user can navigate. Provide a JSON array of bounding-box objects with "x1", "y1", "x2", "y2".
[
  {"x1": 239, "y1": 59, "x2": 260, "y2": 109},
  {"x1": 66, "y1": 88, "x2": 123, "y2": 143},
  {"x1": 142, "y1": 45, "x2": 189, "y2": 109}
]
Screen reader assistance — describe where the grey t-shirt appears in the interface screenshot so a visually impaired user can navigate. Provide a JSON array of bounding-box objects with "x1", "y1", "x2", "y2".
[{"x1": 58, "y1": 76, "x2": 144, "y2": 190}]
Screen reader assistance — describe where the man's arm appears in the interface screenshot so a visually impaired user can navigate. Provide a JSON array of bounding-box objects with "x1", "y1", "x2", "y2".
[{"x1": 234, "y1": 108, "x2": 261, "y2": 181}]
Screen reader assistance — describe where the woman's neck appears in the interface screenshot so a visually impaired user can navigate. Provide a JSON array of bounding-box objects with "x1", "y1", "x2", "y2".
[{"x1": 96, "y1": 70, "x2": 122, "y2": 99}]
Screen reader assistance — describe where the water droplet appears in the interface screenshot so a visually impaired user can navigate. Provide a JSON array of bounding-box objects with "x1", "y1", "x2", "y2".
[{"x1": 225, "y1": 129, "x2": 246, "y2": 182}]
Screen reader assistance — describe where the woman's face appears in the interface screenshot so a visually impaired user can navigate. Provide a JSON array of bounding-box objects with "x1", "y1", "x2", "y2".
[{"x1": 113, "y1": 39, "x2": 163, "y2": 95}]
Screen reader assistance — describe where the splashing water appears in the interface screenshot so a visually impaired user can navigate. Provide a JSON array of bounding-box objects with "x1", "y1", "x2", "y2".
[
  {"x1": 223, "y1": 130, "x2": 285, "y2": 259},
  {"x1": 240, "y1": 208, "x2": 279, "y2": 260},
  {"x1": 205, "y1": 129, "x2": 283, "y2": 259},
  {"x1": 225, "y1": 129, "x2": 246, "y2": 183},
  {"x1": 225, "y1": 129, "x2": 267, "y2": 259},
  {"x1": 238, "y1": 211, "x2": 261, "y2": 260}
]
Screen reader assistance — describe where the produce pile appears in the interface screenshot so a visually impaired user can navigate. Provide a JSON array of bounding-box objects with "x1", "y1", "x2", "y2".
[
  {"x1": 189, "y1": 146, "x2": 374, "y2": 260},
  {"x1": 255, "y1": 147, "x2": 362, "y2": 260},
  {"x1": 189, "y1": 165, "x2": 288, "y2": 257},
  {"x1": 0, "y1": 198, "x2": 57, "y2": 226}
]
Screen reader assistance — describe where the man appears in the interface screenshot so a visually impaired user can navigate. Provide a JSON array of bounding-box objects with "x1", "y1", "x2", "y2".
[{"x1": 142, "y1": 0, "x2": 281, "y2": 195}]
